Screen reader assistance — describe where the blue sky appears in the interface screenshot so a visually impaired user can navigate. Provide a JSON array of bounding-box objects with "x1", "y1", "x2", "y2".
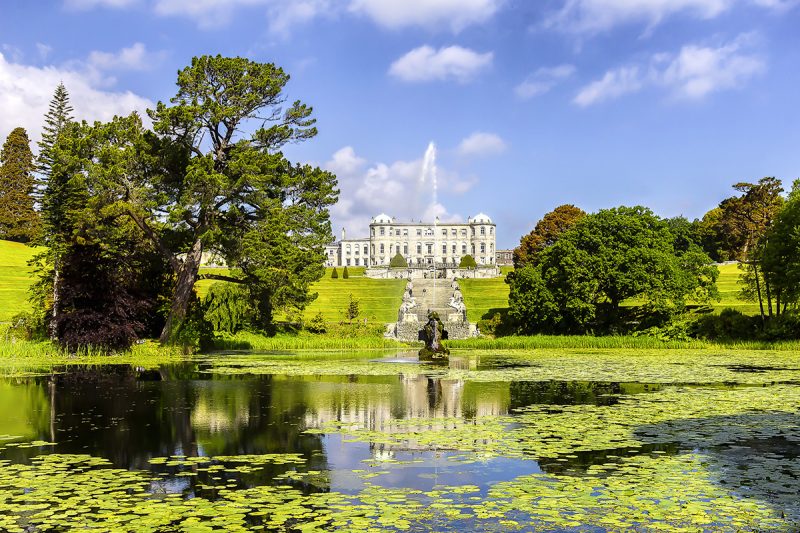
[{"x1": 1, "y1": 0, "x2": 798, "y2": 248}]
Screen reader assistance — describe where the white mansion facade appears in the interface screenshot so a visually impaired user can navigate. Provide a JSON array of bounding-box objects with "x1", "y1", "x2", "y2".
[{"x1": 325, "y1": 213, "x2": 497, "y2": 268}]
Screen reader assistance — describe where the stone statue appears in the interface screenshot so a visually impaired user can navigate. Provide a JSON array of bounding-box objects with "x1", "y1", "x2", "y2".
[
  {"x1": 405, "y1": 280, "x2": 414, "y2": 294},
  {"x1": 400, "y1": 289, "x2": 417, "y2": 312},
  {"x1": 419, "y1": 310, "x2": 449, "y2": 360},
  {"x1": 451, "y1": 278, "x2": 459, "y2": 290}
]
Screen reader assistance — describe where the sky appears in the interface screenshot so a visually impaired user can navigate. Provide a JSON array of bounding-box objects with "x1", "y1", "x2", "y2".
[{"x1": 1, "y1": 0, "x2": 799, "y2": 249}]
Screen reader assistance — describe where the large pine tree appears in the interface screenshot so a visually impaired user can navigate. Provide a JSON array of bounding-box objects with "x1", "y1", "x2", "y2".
[
  {"x1": 0, "y1": 127, "x2": 39, "y2": 242},
  {"x1": 35, "y1": 83, "x2": 74, "y2": 338},
  {"x1": 37, "y1": 82, "x2": 74, "y2": 186}
]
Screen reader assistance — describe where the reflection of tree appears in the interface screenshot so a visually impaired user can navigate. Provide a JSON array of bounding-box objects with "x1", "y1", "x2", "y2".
[
  {"x1": 635, "y1": 413, "x2": 800, "y2": 522},
  {"x1": 509, "y1": 381, "x2": 660, "y2": 410},
  {"x1": 1, "y1": 366, "x2": 329, "y2": 489}
]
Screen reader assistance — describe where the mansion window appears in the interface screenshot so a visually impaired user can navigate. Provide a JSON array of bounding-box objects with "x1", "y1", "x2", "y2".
[
  {"x1": 363, "y1": 246, "x2": 368, "y2": 255},
  {"x1": 461, "y1": 229, "x2": 467, "y2": 236},
  {"x1": 403, "y1": 229, "x2": 408, "y2": 236},
  {"x1": 404, "y1": 244, "x2": 408, "y2": 254},
  {"x1": 416, "y1": 229, "x2": 422, "y2": 236},
  {"x1": 380, "y1": 227, "x2": 385, "y2": 236},
  {"x1": 426, "y1": 244, "x2": 432, "y2": 254},
  {"x1": 346, "y1": 259, "x2": 351, "y2": 266},
  {"x1": 480, "y1": 226, "x2": 486, "y2": 236},
  {"x1": 442, "y1": 244, "x2": 447, "y2": 254},
  {"x1": 451, "y1": 229, "x2": 456, "y2": 236},
  {"x1": 462, "y1": 244, "x2": 467, "y2": 254},
  {"x1": 471, "y1": 227, "x2": 475, "y2": 236},
  {"x1": 417, "y1": 244, "x2": 422, "y2": 254},
  {"x1": 442, "y1": 229, "x2": 447, "y2": 236},
  {"x1": 490, "y1": 227, "x2": 494, "y2": 235},
  {"x1": 452, "y1": 244, "x2": 456, "y2": 254},
  {"x1": 380, "y1": 244, "x2": 384, "y2": 253}
]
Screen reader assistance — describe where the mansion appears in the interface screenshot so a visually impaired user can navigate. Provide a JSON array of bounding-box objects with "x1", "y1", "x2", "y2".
[{"x1": 325, "y1": 213, "x2": 498, "y2": 268}]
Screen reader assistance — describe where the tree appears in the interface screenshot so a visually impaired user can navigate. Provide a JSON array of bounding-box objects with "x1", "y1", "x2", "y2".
[
  {"x1": 761, "y1": 180, "x2": 800, "y2": 314},
  {"x1": 390, "y1": 253, "x2": 408, "y2": 268},
  {"x1": 31, "y1": 119, "x2": 173, "y2": 350},
  {"x1": 513, "y1": 204, "x2": 585, "y2": 268},
  {"x1": 459, "y1": 254, "x2": 477, "y2": 269},
  {"x1": 720, "y1": 178, "x2": 784, "y2": 322},
  {"x1": 0, "y1": 127, "x2": 39, "y2": 242},
  {"x1": 81, "y1": 56, "x2": 337, "y2": 343},
  {"x1": 331, "y1": 267, "x2": 339, "y2": 279},
  {"x1": 37, "y1": 83, "x2": 74, "y2": 199},
  {"x1": 509, "y1": 206, "x2": 717, "y2": 334},
  {"x1": 35, "y1": 83, "x2": 74, "y2": 338},
  {"x1": 346, "y1": 293, "x2": 360, "y2": 323},
  {"x1": 342, "y1": 265, "x2": 350, "y2": 279}
]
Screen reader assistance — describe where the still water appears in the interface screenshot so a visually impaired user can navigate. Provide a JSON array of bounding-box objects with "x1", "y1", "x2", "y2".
[{"x1": 0, "y1": 351, "x2": 798, "y2": 531}]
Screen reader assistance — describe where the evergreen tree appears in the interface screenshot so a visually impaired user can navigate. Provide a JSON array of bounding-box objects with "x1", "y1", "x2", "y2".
[
  {"x1": 34, "y1": 83, "x2": 74, "y2": 338},
  {"x1": 331, "y1": 267, "x2": 339, "y2": 278},
  {"x1": 37, "y1": 83, "x2": 74, "y2": 190},
  {"x1": 0, "y1": 127, "x2": 39, "y2": 242},
  {"x1": 342, "y1": 265, "x2": 350, "y2": 279}
]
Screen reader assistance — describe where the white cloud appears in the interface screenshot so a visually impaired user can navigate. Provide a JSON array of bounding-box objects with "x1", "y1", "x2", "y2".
[
  {"x1": 326, "y1": 145, "x2": 476, "y2": 237},
  {"x1": 546, "y1": 0, "x2": 795, "y2": 35},
  {"x1": 36, "y1": 43, "x2": 53, "y2": 60},
  {"x1": 87, "y1": 42, "x2": 161, "y2": 71},
  {"x1": 151, "y1": 0, "x2": 332, "y2": 31},
  {"x1": 660, "y1": 39, "x2": 765, "y2": 98},
  {"x1": 515, "y1": 64, "x2": 575, "y2": 99},
  {"x1": 349, "y1": 0, "x2": 502, "y2": 32},
  {"x1": 0, "y1": 52, "x2": 153, "y2": 148},
  {"x1": 388, "y1": 45, "x2": 493, "y2": 83},
  {"x1": 64, "y1": 0, "x2": 138, "y2": 8},
  {"x1": 574, "y1": 66, "x2": 643, "y2": 106},
  {"x1": 457, "y1": 132, "x2": 507, "y2": 157},
  {"x1": 573, "y1": 35, "x2": 765, "y2": 106},
  {"x1": 153, "y1": 0, "x2": 271, "y2": 28}
]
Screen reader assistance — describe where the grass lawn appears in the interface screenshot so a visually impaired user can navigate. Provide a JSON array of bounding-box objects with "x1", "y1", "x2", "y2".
[
  {"x1": 459, "y1": 266, "x2": 513, "y2": 323},
  {"x1": 197, "y1": 266, "x2": 406, "y2": 324},
  {"x1": 0, "y1": 240, "x2": 39, "y2": 322},
  {"x1": 302, "y1": 267, "x2": 405, "y2": 323}
]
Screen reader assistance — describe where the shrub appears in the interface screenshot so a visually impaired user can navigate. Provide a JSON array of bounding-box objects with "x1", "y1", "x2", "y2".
[
  {"x1": 345, "y1": 293, "x2": 359, "y2": 322},
  {"x1": 459, "y1": 255, "x2": 477, "y2": 269},
  {"x1": 203, "y1": 283, "x2": 253, "y2": 334},
  {"x1": 689, "y1": 308, "x2": 760, "y2": 341},
  {"x1": 331, "y1": 267, "x2": 338, "y2": 279},
  {"x1": 342, "y1": 266, "x2": 350, "y2": 279},
  {"x1": 306, "y1": 312, "x2": 327, "y2": 334},
  {"x1": 390, "y1": 253, "x2": 408, "y2": 268},
  {"x1": 7, "y1": 311, "x2": 46, "y2": 341}
]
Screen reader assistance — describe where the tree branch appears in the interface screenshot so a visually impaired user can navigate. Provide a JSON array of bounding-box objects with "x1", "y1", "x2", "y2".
[
  {"x1": 125, "y1": 208, "x2": 180, "y2": 272},
  {"x1": 199, "y1": 273, "x2": 246, "y2": 284}
]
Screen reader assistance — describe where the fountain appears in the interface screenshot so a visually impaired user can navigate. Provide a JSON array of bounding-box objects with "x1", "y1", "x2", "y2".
[{"x1": 418, "y1": 310, "x2": 450, "y2": 360}]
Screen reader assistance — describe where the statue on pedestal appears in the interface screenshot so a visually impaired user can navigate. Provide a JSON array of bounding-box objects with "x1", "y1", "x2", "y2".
[{"x1": 419, "y1": 310, "x2": 449, "y2": 360}]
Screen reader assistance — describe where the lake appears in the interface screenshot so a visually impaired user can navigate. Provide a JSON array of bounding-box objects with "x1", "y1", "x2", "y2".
[{"x1": 1, "y1": 349, "x2": 798, "y2": 531}]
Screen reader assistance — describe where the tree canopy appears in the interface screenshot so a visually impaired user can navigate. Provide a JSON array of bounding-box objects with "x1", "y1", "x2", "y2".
[
  {"x1": 34, "y1": 56, "x2": 338, "y2": 346},
  {"x1": 513, "y1": 204, "x2": 585, "y2": 268},
  {"x1": 508, "y1": 206, "x2": 718, "y2": 334},
  {"x1": 0, "y1": 128, "x2": 39, "y2": 242}
]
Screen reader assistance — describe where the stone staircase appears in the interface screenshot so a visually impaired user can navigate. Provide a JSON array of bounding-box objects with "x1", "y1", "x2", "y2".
[
  {"x1": 389, "y1": 278, "x2": 473, "y2": 341},
  {"x1": 411, "y1": 279, "x2": 457, "y2": 322}
]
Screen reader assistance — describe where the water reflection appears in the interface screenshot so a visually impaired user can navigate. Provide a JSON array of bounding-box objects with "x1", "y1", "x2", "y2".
[{"x1": 0, "y1": 363, "x2": 674, "y2": 496}]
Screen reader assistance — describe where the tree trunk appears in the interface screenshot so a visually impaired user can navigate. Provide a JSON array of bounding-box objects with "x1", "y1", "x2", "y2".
[
  {"x1": 49, "y1": 263, "x2": 60, "y2": 340},
  {"x1": 753, "y1": 263, "x2": 765, "y2": 326},
  {"x1": 764, "y1": 269, "x2": 773, "y2": 317},
  {"x1": 159, "y1": 239, "x2": 203, "y2": 344}
]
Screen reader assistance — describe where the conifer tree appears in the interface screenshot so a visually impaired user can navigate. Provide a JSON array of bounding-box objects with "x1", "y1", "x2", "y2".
[
  {"x1": 0, "y1": 127, "x2": 39, "y2": 242},
  {"x1": 34, "y1": 84, "x2": 74, "y2": 337},
  {"x1": 37, "y1": 83, "x2": 74, "y2": 189}
]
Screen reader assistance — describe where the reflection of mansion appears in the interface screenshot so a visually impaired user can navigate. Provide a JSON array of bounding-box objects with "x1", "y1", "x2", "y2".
[{"x1": 325, "y1": 213, "x2": 500, "y2": 278}]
